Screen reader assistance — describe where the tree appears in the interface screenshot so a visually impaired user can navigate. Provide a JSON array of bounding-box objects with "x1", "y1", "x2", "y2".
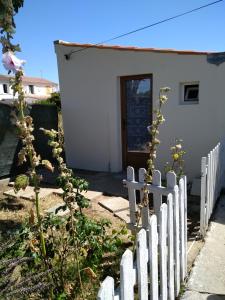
[{"x1": 0, "y1": 0, "x2": 24, "y2": 53}]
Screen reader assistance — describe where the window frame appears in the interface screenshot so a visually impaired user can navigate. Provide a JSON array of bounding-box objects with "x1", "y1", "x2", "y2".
[
  {"x1": 3, "y1": 84, "x2": 8, "y2": 94},
  {"x1": 180, "y1": 82, "x2": 199, "y2": 105},
  {"x1": 28, "y1": 85, "x2": 34, "y2": 94}
]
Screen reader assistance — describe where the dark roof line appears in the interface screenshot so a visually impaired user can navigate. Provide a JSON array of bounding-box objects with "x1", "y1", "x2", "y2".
[
  {"x1": 0, "y1": 74, "x2": 58, "y2": 86},
  {"x1": 54, "y1": 40, "x2": 218, "y2": 56}
]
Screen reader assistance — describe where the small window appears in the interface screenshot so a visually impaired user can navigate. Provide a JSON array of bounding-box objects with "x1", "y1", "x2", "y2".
[
  {"x1": 29, "y1": 85, "x2": 34, "y2": 94},
  {"x1": 184, "y1": 84, "x2": 199, "y2": 102},
  {"x1": 180, "y1": 82, "x2": 199, "y2": 104},
  {"x1": 184, "y1": 84, "x2": 199, "y2": 103},
  {"x1": 3, "y1": 84, "x2": 8, "y2": 93}
]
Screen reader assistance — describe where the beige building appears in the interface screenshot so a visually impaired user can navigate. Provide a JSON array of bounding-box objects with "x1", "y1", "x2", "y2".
[
  {"x1": 0, "y1": 74, "x2": 58, "y2": 102},
  {"x1": 54, "y1": 40, "x2": 225, "y2": 181}
]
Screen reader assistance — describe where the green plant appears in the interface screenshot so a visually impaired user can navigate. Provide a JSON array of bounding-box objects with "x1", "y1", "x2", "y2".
[
  {"x1": 146, "y1": 87, "x2": 170, "y2": 182},
  {"x1": 40, "y1": 128, "x2": 127, "y2": 298},
  {"x1": 47, "y1": 92, "x2": 61, "y2": 110},
  {"x1": 37, "y1": 93, "x2": 61, "y2": 109},
  {"x1": 134, "y1": 87, "x2": 170, "y2": 227},
  {"x1": 164, "y1": 138, "x2": 186, "y2": 180}
]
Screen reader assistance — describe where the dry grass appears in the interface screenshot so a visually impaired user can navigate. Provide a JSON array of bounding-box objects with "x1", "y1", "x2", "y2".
[
  {"x1": 0, "y1": 181, "x2": 127, "y2": 236},
  {"x1": 0, "y1": 191, "x2": 63, "y2": 233}
]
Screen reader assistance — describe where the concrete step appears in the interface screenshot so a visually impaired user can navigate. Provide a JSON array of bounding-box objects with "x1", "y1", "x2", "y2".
[
  {"x1": 98, "y1": 196, "x2": 130, "y2": 223},
  {"x1": 4, "y1": 187, "x2": 57, "y2": 201}
]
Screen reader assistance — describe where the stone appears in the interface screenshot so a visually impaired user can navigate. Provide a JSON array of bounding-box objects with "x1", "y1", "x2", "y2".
[
  {"x1": 114, "y1": 209, "x2": 130, "y2": 223},
  {"x1": 4, "y1": 187, "x2": 56, "y2": 200},
  {"x1": 46, "y1": 203, "x2": 70, "y2": 216},
  {"x1": 53, "y1": 189, "x2": 102, "y2": 201},
  {"x1": 182, "y1": 291, "x2": 225, "y2": 300},
  {"x1": 98, "y1": 197, "x2": 129, "y2": 213}
]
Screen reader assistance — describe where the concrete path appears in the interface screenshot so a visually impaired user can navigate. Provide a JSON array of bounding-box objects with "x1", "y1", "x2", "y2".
[{"x1": 182, "y1": 196, "x2": 225, "y2": 300}]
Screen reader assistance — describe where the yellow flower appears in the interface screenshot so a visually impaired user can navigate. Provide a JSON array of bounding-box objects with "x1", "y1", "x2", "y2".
[{"x1": 173, "y1": 153, "x2": 179, "y2": 161}]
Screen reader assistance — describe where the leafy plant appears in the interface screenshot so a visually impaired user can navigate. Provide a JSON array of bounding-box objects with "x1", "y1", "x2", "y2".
[
  {"x1": 40, "y1": 128, "x2": 128, "y2": 298},
  {"x1": 164, "y1": 138, "x2": 186, "y2": 180}
]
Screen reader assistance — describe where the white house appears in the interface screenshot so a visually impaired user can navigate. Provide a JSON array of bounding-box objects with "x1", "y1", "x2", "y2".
[
  {"x1": 54, "y1": 40, "x2": 225, "y2": 181},
  {"x1": 0, "y1": 74, "x2": 58, "y2": 102}
]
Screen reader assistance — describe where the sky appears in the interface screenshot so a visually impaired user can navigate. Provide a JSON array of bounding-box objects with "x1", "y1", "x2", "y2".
[{"x1": 0, "y1": 0, "x2": 224, "y2": 83}]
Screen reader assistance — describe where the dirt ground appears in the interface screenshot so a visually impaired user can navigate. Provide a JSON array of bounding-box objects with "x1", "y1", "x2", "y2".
[
  {"x1": 0, "y1": 171, "x2": 203, "y2": 270},
  {"x1": 0, "y1": 178, "x2": 125, "y2": 237}
]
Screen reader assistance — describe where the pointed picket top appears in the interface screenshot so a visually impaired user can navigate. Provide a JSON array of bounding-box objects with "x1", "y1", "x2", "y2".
[
  {"x1": 139, "y1": 168, "x2": 149, "y2": 229},
  {"x1": 149, "y1": 214, "x2": 159, "y2": 300},
  {"x1": 167, "y1": 171, "x2": 177, "y2": 188},
  {"x1": 167, "y1": 193, "x2": 175, "y2": 300},
  {"x1": 179, "y1": 177, "x2": 185, "y2": 190},
  {"x1": 127, "y1": 166, "x2": 135, "y2": 181},
  {"x1": 120, "y1": 249, "x2": 136, "y2": 300},
  {"x1": 136, "y1": 229, "x2": 148, "y2": 300},
  {"x1": 152, "y1": 169, "x2": 161, "y2": 186},
  {"x1": 150, "y1": 213, "x2": 157, "y2": 228},
  {"x1": 139, "y1": 168, "x2": 147, "y2": 183},
  {"x1": 159, "y1": 203, "x2": 168, "y2": 300},
  {"x1": 97, "y1": 276, "x2": 115, "y2": 300}
]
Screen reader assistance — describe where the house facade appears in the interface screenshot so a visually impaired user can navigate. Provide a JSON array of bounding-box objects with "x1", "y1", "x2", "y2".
[
  {"x1": 54, "y1": 40, "x2": 225, "y2": 181},
  {"x1": 0, "y1": 74, "x2": 58, "y2": 102}
]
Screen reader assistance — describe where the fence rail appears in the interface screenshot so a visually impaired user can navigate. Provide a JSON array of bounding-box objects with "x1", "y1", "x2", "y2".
[
  {"x1": 200, "y1": 141, "x2": 225, "y2": 236},
  {"x1": 98, "y1": 167, "x2": 187, "y2": 300}
]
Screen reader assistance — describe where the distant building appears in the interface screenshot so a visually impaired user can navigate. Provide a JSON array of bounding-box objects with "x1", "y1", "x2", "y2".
[{"x1": 0, "y1": 74, "x2": 58, "y2": 102}]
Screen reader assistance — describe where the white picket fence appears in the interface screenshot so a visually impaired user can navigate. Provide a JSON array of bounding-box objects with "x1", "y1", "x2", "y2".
[
  {"x1": 97, "y1": 167, "x2": 187, "y2": 300},
  {"x1": 200, "y1": 140, "x2": 225, "y2": 237}
]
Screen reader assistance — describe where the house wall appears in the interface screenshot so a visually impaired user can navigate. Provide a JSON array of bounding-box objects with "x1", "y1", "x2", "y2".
[
  {"x1": 0, "y1": 79, "x2": 14, "y2": 99},
  {"x1": 55, "y1": 44, "x2": 225, "y2": 181},
  {"x1": 0, "y1": 81, "x2": 56, "y2": 100}
]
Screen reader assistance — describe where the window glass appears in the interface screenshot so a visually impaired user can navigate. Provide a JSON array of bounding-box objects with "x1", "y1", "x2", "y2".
[
  {"x1": 126, "y1": 78, "x2": 151, "y2": 152},
  {"x1": 184, "y1": 84, "x2": 199, "y2": 102},
  {"x1": 3, "y1": 84, "x2": 8, "y2": 93},
  {"x1": 29, "y1": 85, "x2": 34, "y2": 94}
]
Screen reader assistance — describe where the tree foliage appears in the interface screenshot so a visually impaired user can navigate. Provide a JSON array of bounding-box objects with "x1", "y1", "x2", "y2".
[{"x1": 0, "y1": 0, "x2": 24, "y2": 52}]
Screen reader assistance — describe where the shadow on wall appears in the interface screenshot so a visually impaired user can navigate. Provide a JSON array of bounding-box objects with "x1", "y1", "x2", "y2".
[{"x1": 0, "y1": 102, "x2": 58, "y2": 179}]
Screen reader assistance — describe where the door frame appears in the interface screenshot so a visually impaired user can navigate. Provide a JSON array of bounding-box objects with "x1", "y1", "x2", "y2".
[{"x1": 120, "y1": 73, "x2": 153, "y2": 169}]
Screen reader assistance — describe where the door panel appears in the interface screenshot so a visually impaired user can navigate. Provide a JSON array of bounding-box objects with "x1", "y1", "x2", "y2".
[{"x1": 121, "y1": 74, "x2": 152, "y2": 169}]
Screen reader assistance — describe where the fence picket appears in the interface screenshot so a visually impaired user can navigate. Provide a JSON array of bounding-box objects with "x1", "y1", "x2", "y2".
[
  {"x1": 167, "y1": 193, "x2": 175, "y2": 300},
  {"x1": 149, "y1": 215, "x2": 159, "y2": 300},
  {"x1": 139, "y1": 168, "x2": 149, "y2": 229},
  {"x1": 120, "y1": 249, "x2": 136, "y2": 300},
  {"x1": 159, "y1": 203, "x2": 168, "y2": 300},
  {"x1": 98, "y1": 167, "x2": 189, "y2": 300},
  {"x1": 174, "y1": 185, "x2": 180, "y2": 296},
  {"x1": 200, "y1": 157, "x2": 207, "y2": 236},
  {"x1": 152, "y1": 170, "x2": 162, "y2": 217},
  {"x1": 127, "y1": 167, "x2": 137, "y2": 228},
  {"x1": 179, "y1": 178, "x2": 185, "y2": 282},
  {"x1": 200, "y1": 141, "x2": 225, "y2": 237},
  {"x1": 183, "y1": 175, "x2": 188, "y2": 275},
  {"x1": 206, "y1": 153, "x2": 210, "y2": 227},
  {"x1": 97, "y1": 276, "x2": 115, "y2": 300},
  {"x1": 137, "y1": 229, "x2": 149, "y2": 300}
]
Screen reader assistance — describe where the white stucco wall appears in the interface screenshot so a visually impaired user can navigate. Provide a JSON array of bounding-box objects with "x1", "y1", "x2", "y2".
[
  {"x1": 55, "y1": 42, "x2": 225, "y2": 181},
  {"x1": 0, "y1": 81, "x2": 55, "y2": 100},
  {"x1": 0, "y1": 80, "x2": 13, "y2": 99}
]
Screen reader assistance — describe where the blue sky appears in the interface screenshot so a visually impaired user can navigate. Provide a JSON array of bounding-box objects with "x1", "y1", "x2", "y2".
[{"x1": 0, "y1": 0, "x2": 224, "y2": 83}]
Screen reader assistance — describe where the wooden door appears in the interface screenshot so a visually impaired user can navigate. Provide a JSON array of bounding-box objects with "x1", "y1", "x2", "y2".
[{"x1": 121, "y1": 74, "x2": 152, "y2": 169}]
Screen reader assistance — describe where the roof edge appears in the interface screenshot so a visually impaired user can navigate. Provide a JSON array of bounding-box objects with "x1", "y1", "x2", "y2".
[{"x1": 54, "y1": 40, "x2": 216, "y2": 55}]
